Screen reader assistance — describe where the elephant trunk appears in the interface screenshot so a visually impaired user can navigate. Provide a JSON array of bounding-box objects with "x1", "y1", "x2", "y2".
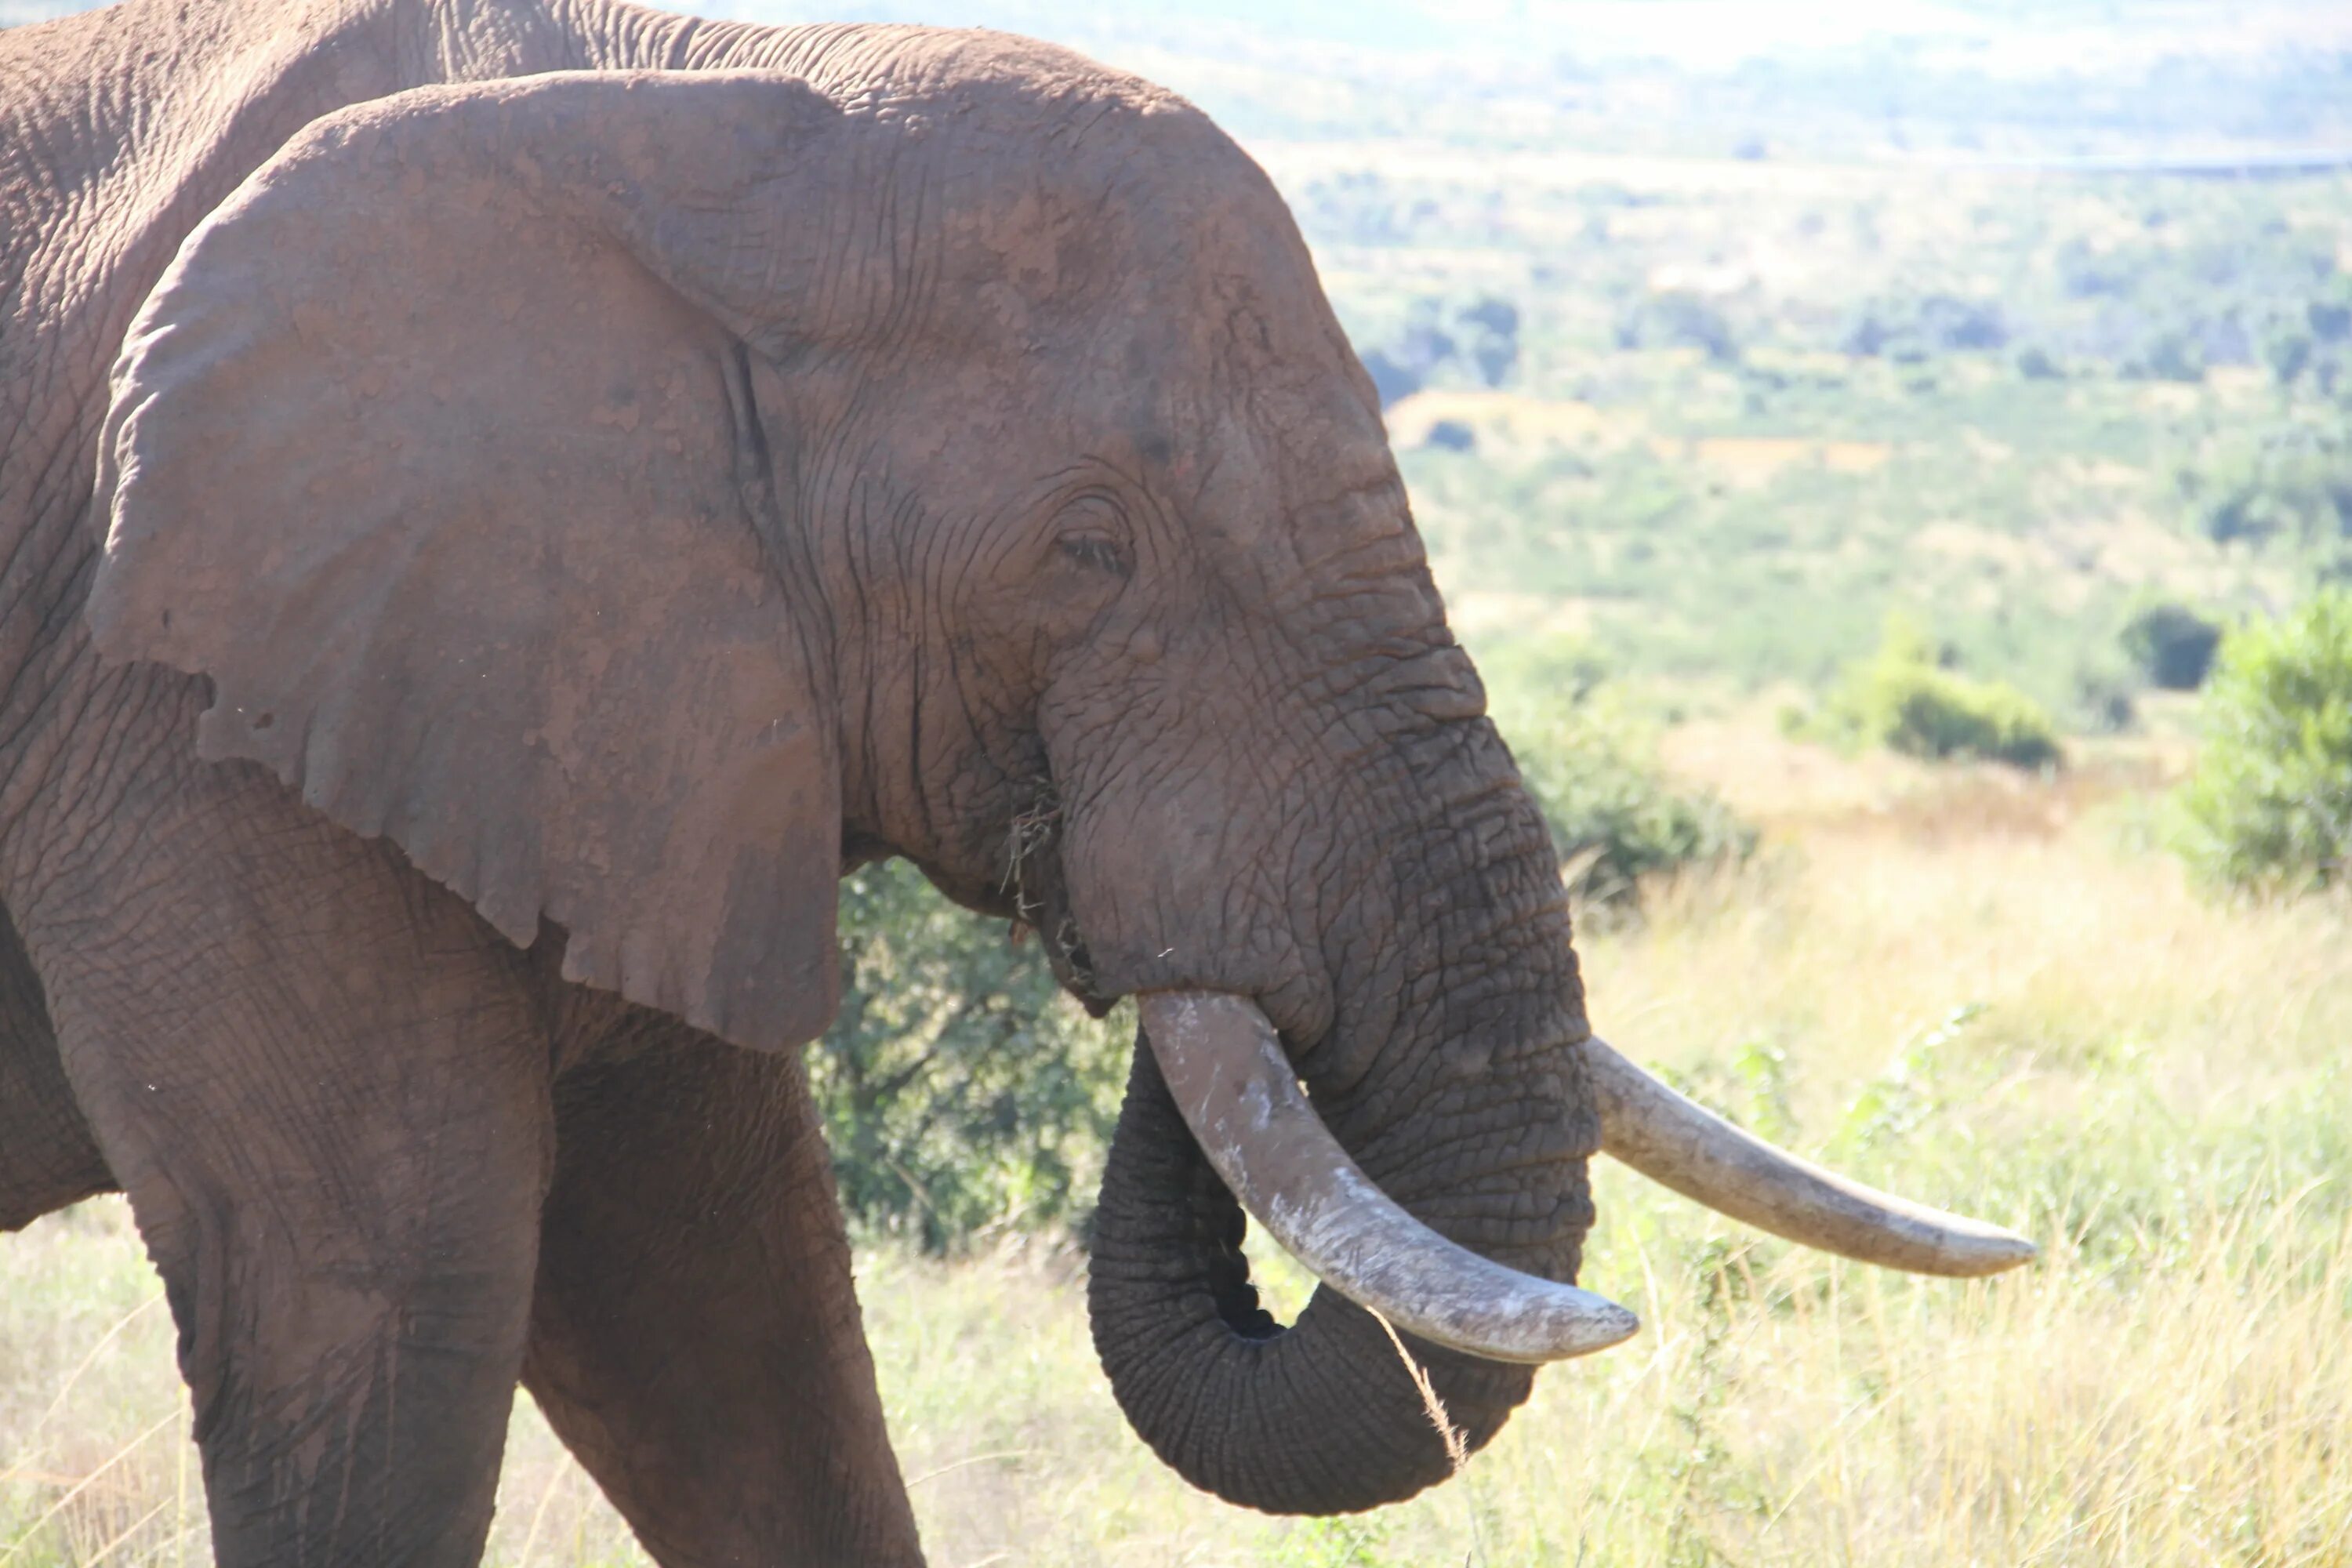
[
  {"x1": 1088, "y1": 1042, "x2": 1548, "y2": 1512},
  {"x1": 1086, "y1": 729, "x2": 1596, "y2": 1513}
]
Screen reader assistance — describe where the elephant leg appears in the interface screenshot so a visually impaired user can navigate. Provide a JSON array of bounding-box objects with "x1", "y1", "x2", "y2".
[
  {"x1": 522, "y1": 1014, "x2": 925, "y2": 1568},
  {"x1": 16, "y1": 753, "x2": 554, "y2": 1568},
  {"x1": 0, "y1": 897, "x2": 114, "y2": 1231}
]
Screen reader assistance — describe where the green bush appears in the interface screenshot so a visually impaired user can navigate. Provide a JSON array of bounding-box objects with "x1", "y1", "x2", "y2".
[
  {"x1": 2121, "y1": 601, "x2": 2223, "y2": 691},
  {"x1": 1819, "y1": 620, "x2": 2063, "y2": 768},
  {"x1": 1501, "y1": 691, "x2": 1757, "y2": 913},
  {"x1": 2174, "y1": 591, "x2": 2352, "y2": 895},
  {"x1": 810, "y1": 860, "x2": 1129, "y2": 1253}
]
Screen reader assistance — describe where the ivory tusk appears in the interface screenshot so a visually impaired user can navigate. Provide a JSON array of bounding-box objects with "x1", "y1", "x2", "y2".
[
  {"x1": 1587, "y1": 1035, "x2": 2036, "y2": 1276},
  {"x1": 1138, "y1": 991, "x2": 1640, "y2": 1364}
]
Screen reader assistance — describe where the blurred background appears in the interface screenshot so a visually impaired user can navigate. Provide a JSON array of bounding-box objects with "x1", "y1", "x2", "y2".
[{"x1": 4, "y1": 2, "x2": 2349, "y2": 1565}]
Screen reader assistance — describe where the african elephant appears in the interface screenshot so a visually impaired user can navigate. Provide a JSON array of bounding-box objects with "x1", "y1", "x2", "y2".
[{"x1": 0, "y1": 0, "x2": 2032, "y2": 1562}]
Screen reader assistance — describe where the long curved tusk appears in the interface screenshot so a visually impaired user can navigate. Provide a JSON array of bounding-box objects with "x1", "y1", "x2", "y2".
[
  {"x1": 1138, "y1": 991, "x2": 1640, "y2": 1364},
  {"x1": 1586, "y1": 1036, "x2": 2036, "y2": 1276}
]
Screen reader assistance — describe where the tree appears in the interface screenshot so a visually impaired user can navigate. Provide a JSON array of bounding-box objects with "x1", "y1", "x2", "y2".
[
  {"x1": 809, "y1": 861, "x2": 1129, "y2": 1251},
  {"x1": 2121, "y1": 601, "x2": 2223, "y2": 690},
  {"x1": 2175, "y1": 592, "x2": 2352, "y2": 895}
]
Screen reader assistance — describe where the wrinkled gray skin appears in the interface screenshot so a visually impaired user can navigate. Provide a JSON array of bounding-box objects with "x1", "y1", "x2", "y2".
[{"x1": 0, "y1": 1, "x2": 1599, "y2": 1560}]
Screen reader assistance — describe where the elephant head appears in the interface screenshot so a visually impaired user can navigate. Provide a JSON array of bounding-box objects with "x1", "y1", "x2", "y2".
[{"x1": 88, "y1": 31, "x2": 2028, "y2": 1515}]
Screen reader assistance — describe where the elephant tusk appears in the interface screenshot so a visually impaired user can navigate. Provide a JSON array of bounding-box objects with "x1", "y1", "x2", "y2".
[
  {"x1": 1586, "y1": 1035, "x2": 2036, "y2": 1276},
  {"x1": 1137, "y1": 991, "x2": 1640, "y2": 1365}
]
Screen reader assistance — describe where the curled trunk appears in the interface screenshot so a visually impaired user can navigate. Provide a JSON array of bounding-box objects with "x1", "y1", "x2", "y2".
[
  {"x1": 1081, "y1": 699, "x2": 1600, "y2": 1514},
  {"x1": 1088, "y1": 1044, "x2": 1544, "y2": 1513}
]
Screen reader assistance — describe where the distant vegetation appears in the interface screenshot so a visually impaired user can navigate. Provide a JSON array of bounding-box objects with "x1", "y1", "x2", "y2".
[
  {"x1": 2120, "y1": 599, "x2": 2223, "y2": 690},
  {"x1": 2177, "y1": 423, "x2": 2352, "y2": 551},
  {"x1": 1797, "y1": 619, "x2": 2064, "y2": 770},
  {"x1": 2174, "y1": 590, "x2": 2352, "y2": 894},
  {"x1": 1350, "y1": 164, "x2": 2352, "y2": 729},
  {"x1": 1483, "y1": 648, "x2": 1758, "y2": 914},
  {"x1": 1356, "y1": 293, "x2": 1522, "y2": 405}
]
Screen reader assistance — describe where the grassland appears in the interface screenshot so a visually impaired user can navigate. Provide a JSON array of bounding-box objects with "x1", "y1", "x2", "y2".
[{"x1": 7, "y1": 746, "x2": 2347, "y2": 1566}]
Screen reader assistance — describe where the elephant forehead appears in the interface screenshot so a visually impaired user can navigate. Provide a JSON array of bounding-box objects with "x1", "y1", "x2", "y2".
[{"x1": 869, "y1": 99, "x2": 1323, "y2": 351}]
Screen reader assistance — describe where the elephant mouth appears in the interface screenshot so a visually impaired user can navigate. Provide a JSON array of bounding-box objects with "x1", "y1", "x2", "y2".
[{"x1": 1000, "y1": 793, "x2": 1120, "y2": 1018}]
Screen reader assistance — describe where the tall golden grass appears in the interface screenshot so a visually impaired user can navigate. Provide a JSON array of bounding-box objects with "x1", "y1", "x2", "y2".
[{"x1": 5, "y1": 764, "x2": 2348, "y2": 1566}]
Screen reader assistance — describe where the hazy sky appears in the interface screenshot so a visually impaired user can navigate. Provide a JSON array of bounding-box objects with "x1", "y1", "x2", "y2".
[
  {"x1": 701, "y1": 0, "x2": 2352, "y2": 72},
  {"x1": 10, "y1": 0, "x2": 2349, "y2": 71}
]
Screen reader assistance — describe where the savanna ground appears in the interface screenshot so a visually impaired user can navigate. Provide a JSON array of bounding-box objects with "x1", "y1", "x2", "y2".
[{"x1": 6, "y1": 736, "x2": 2349, "y2": 1566}]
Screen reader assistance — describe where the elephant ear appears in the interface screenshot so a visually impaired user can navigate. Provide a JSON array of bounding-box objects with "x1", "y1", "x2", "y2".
[{"x1": 90, "y1": 73, "x2": 862, "y2": 1052}]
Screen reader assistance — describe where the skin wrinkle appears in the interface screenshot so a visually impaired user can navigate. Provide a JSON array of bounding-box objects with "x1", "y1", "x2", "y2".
[
  {"x1": 31, "y1": 670, "x2": 158, "y2": 869},
  {"x1": 833, "y1": 478, "x2": 891, "y2": 843},
  {"x1": 0, "y1": 526, "x2": 96, "y2": 761},
  {"x1": 0, "y1": 388, "x2": 96, "y2": 607},
  {"x1": 0, "y1": 898, "x2": 108, "y2": 1226}
]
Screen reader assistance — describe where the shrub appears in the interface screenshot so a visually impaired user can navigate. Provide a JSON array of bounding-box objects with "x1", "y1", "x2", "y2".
[
  {"x1": 1871, "y1": 667, "x2": 2062, "y2": 767},
  {"x1": 1617, "y1": 291, "x2": 1739, "y2": 362},
  {"x1": 810, "y1": 860, "x2": 1128, "y2": 1253},
  {"x1": 2311, "y1": 285, "x2": 2352, "y2": 344},
  {"x1": 2016, "y1": 344, "x2": 2063, "y2": 379},
  {"x1": 2174, "y1": 591, "x2": 2352, "y2": 895},
  {"x1": 1819, "y1": 620, "x2": 2063, "y2": 768},
  {"x1": 1355, "y1": 294, "x2": 1523, "y2": 405},
  {"x1": 2179, "y1": 429, "x2": 2352, "y2": 548},
  {"x1": 1456, "y1": 293, "x2": 1522, "y2": 387},
  {"x1": 2265, "y1": 328, "x2": 2314, "y2": 385},
  {"x1": 1499, "y1": 690, "x2": 1757, "y2": 914},
  {"x1": 1843, "y1": 293, "x2": 2006, "y2": 358},
  {"x1": 1422, "y1": 418, "x2": 1477, "y2": 452},
  {"x1": 2126, "y1": 332, "x2": 2205, "y2": 383},
  {"x1": 2121, "y1": 601, "x2": 2223, "y2": 690}
]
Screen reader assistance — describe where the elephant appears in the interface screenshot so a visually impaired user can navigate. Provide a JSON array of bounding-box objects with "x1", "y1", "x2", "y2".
[{"x1": 0, "y1": 0, "x2": 2034, "y2": 1561}]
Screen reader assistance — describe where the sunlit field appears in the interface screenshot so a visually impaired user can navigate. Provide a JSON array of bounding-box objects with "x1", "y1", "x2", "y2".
[{"x1": 6, "y1": 747, "x2": 2346, "y2": 1567}]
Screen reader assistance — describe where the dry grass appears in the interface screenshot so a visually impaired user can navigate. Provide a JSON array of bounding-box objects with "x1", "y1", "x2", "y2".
[{"x1": 5, "y1": 764, "x2": 2349, "y2": 1566}]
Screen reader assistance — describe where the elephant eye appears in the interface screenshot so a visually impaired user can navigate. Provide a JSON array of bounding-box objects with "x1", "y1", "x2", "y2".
[
  {"x1": 1057, "y1": 534, "x2": 1131, "y2": 578},
  {"x1": 1052, "y1": 492, "x2": 1134, "y2": 579}
]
